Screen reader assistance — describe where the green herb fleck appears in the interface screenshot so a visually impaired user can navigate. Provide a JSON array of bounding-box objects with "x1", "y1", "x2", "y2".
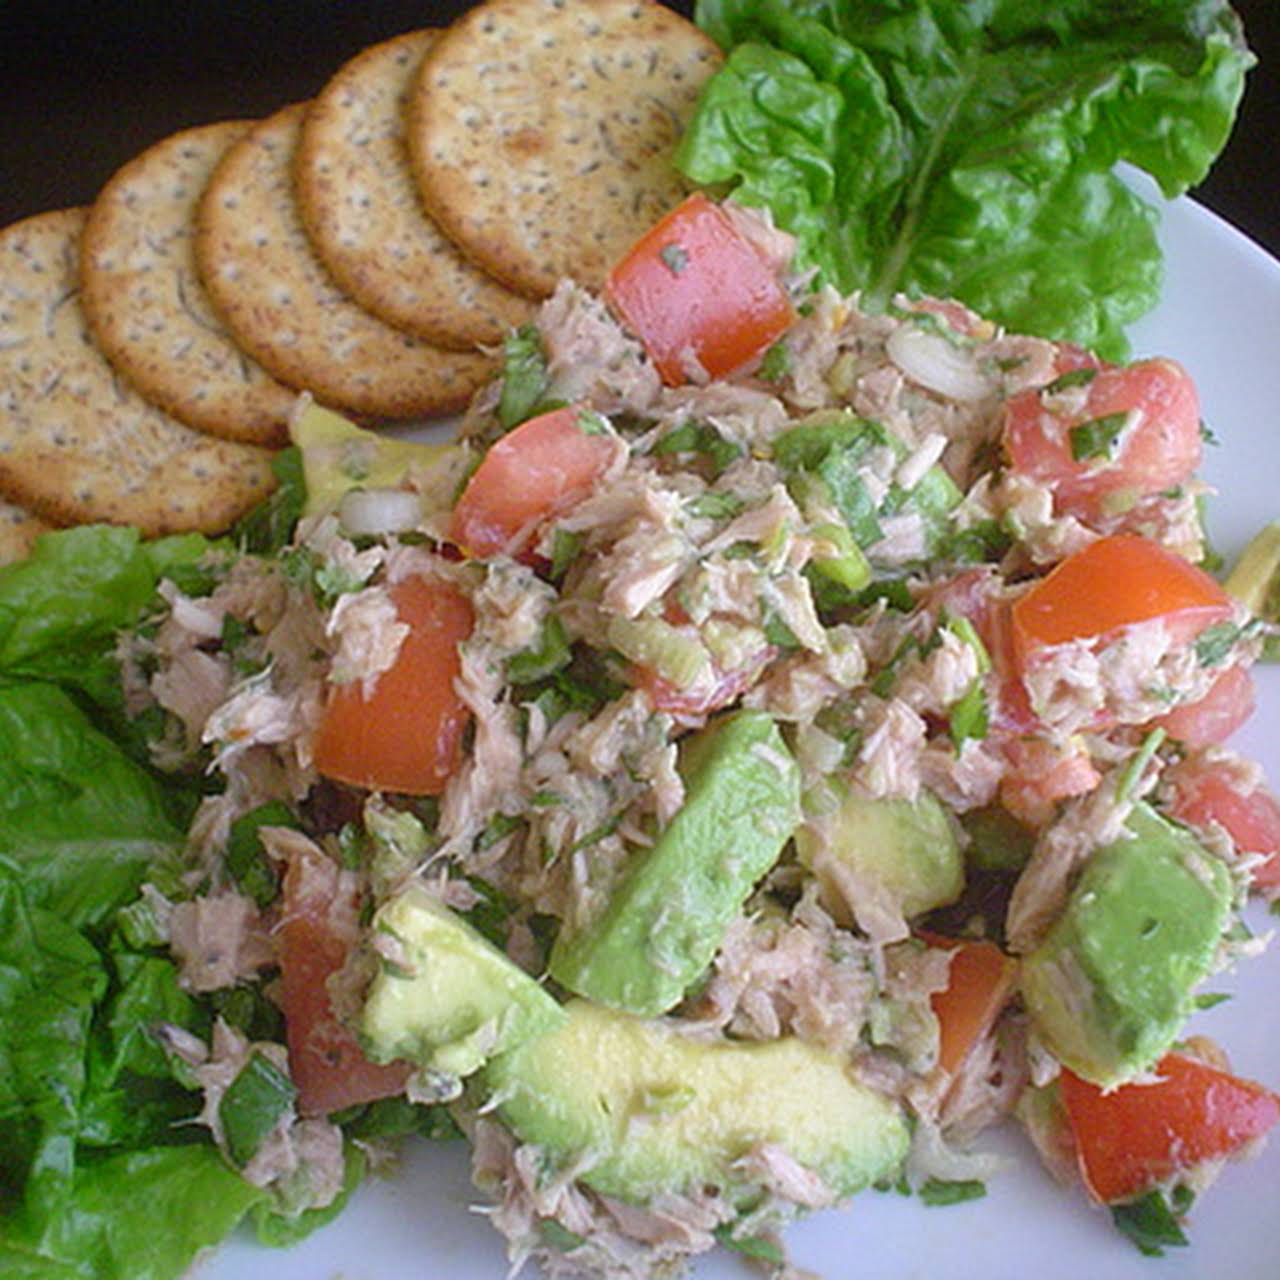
[
  {"x1": 1043, "y1": 367, "x2": 1098, "y2": 394},
  {"x1": 659, "y1": 242, "x2": 689, "y2": 275},
  {"x1": 919, "y1": 1178, "x2": 986, "y2": 1207},
  {"x1": 220, "y1": 1052, "x2": 297, "y2": 1168},
  {"x1": 1111, "y1": 1189, "x2": 1190, "y2": 1257},
  {"x1": 498, "y1": 324, "x2": 552, "y2": 430},
  {"x1": 758, "y1": 340, "x2": 791, "y2": 383},
  {"x1": 713, "y1": 1225, "x2": 786, "y2": 1266},
  {"x1": 687, "y1": 491, "x2": 745, "y2": 520},
  {"x1": 1069, "y1": 410, "x2": 1129, "y2": 462}
]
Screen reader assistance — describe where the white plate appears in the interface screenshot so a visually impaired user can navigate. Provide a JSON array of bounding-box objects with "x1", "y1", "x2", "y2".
[{"x1": 200, "y1": 192, "x2": 1280, "y2": 1280}]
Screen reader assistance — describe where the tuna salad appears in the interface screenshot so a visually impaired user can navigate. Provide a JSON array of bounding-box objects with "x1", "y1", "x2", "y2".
[{"x1": 4, "y1": 196, "x2": 1279, "y2": 1278}]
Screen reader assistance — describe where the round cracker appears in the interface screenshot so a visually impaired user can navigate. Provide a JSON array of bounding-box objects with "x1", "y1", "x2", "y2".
[
  {"x1": 296, "y1": 29, "x2": 534, "y2": 350},
  {"x1": 407, "y1": 0, "x2": 721, "y2": 300},
  {"x1": 0, "y1": 209, "x2": 276, "y2": 536},
  {"x1": 0, "y1": 496, "x2": 52, "y2": 565},
  {"x1": 80, "y1": 120, "x2": 296, "y2": 446},
  {"x1": 196, "y1": 102, "x2": 493, "y2": 420}
]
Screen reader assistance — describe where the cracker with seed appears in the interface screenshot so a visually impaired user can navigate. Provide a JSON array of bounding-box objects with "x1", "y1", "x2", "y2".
[
  {"x1": 196, "y1": 102, "x2": 492, "y2": 420},
  {"x1": 407, "y1": 0, "x2": 721, "y2": 300},
  {"x1": 0, "y1": 209, "x2": 277, "y2": 536},
  {"x1": 296, "y1": 29, "x2": 534, "y2": 350},
  {"x1": 80, "y1": 120, "x2": 297, "y2": 447},
  {"x1": 0, "y1": 497, "x2": 51, "y2": 565}
]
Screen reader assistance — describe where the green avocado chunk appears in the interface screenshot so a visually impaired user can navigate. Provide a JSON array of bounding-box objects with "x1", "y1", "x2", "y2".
[
  {"x1": 1020, "y1": 802, "x2": 1234, "y2": 1087},
  {"x1": 360, "y1": 884, "x2": 565, "y2": 1080},
  {"x1": 548, "y1": 709, "x2": 801, "y2": 1017},
  {"x1": 795, "y1": 784, "x2": 964, "y2": 927},
  {"x1": 485, "y1": 999, "x2": 909, "y2": 1206}
]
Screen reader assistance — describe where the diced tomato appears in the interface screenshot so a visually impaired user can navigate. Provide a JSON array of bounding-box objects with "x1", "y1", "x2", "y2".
[
  {"x1": 1010, "y1": 534, "x2": 1232, "y2": 671},
  {"x1": 604, "y1": 192, "x2": 795, "y2": 385},
  {"x1": 278, "y1": 838, "x2": 411, "y2": 1116},
  {"x1": 312, "y1": 575, "x2": 473, "y2": 796},
  {"x1": 1154, "y1": 662, "x2": 1256, "y2": 748},
  {"x1": 448, "y1": 405, "x2": 618, "y2": 559},
  {"x1": 1004, "y1": 357, "x2": 1201, "y2": 520},
  {"x1": 922, "y1": 935, "x2": 1018, "y2": 1076},
  {"x1": 999, "y1": 735, "x2": 1101, "y2": 828},
  {"x1": 1167, "y1": 754, "x2": 1280, "y2": 894},
  {"x1": 1059, "y1": 1053, "x2": 1280, "y2": 1204}
]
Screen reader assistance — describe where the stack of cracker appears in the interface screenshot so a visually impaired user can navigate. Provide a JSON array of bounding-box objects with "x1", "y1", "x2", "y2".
[{"x1": 0, "y1": 0, "x2": 721, "y2": 558}]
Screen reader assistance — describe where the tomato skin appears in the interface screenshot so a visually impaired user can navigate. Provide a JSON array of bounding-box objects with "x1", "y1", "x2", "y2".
[
  {"x1": 605, "y1": 192, "x2": 795, "y2": 385},
  {"x1": 448, "y1": 405, "x2": 618, "y2": 559},
  {"x1": 1010, "y1": 534, "x2": 1232, "y2": 671},
  {"x1": 924, "y1": 935, "x2": 1018, "y2": 1076},
  {"x1": 278, "y1": 840, "x2": 411, "y2": 1116},
  {"x1": 312, "y1": 576, "x2": 473, "y2": 796},
  {"x1": 1167, "y1": 756, "x2": 1280, "y2": 894},
  {"x1": 1004, "y1": 357, "x2": 1201, "y2": 519},
  {"x1": 1154, "y1": 662, "x2": 1256, "y2": 748},
  {"x1": 1059, "y1": 1053, "x2": 1280, "y2": 1204}
]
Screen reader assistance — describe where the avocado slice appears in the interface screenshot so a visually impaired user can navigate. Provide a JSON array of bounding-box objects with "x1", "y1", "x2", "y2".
[
  {"x1": 1020, "y1": 802, "x2": 1234, "y2": 1087},
  {"x1": 548, "y1": 709, "x2": 801, "y2": 1017},
  {"x1": 796, "y1": 784, "x2": 964, "y2": 931},
  {"x1": 1224, "y1": 519, "x2": 1280, "y2": 659},
  {"x1": 360, "y1": 884, "x2": 565, "y2": 1080},
  {"x1": 485, "y1": 999, "x2": 909, "y2": 1206}
]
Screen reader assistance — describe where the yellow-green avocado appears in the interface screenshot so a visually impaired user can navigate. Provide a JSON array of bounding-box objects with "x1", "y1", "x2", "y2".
[
  {"x1": 548, "y1": 709, "x2": 801, "y2": 1017},
  {"x1": 796, "y1": 784, "x2": 964, "y2": 925},
  {"x1": 360, "y1": 884, "x2": 565, "y2": 1079},
  {"x1": 1020, "y1": 802, "x2": 1234, "y2": 1087},
  {"x1": 484, "y1": 999, "x2": 909, "y2": 1206}
]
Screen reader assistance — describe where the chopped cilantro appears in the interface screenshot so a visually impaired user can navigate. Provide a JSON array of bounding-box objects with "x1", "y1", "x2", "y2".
[
  {"x1": 1111, "y1": 1188, "x2": 1190, "y2": 1257},
  {"x1": 713, "y1": 1225, "x2": 786, "y2": 1266},
  {"x1": 758, "y1": 339, "x2": 791, "y2": 383},
  {"x1": 497, "y1": 324, "x2": 552, "y2": 429},
  {"x1": 686, "y1": 491, "x2": 745, "y2": 520},
  {"x1": 651, "y1": 420, "x2": 742, "y2": 477},
  {"x1": 1043, "y1": 366, "x2": 1098, "y2": 394},
  {"x1": 659, "y1": 242, "x2": 689, "y2": 274},
  {"x1": 1069, "y1": 410, "x2": 1129, "y2": 461},
  {"x1": 919, "y1": 1178, "x2": 986, "y2": 1207}
]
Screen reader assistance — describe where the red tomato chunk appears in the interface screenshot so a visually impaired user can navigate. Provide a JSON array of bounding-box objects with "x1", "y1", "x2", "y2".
[
  {"x1": 605, "y1": 192, "x2": 795, "y2": 385},
  {"x1": 1004, "y1": 356, "x2": 1201, "y2": 520},
  {"x1": 448, "y1": 405, "x2": 618, "y2": 559},
  {"x1": 279, "y1": 840, "x2": 410, "y2": 1116},
  {"x1": 1059, "y1": 1053, "x2": 1280, "y2": 1204},
  {"x1": 313, "y1": 575, "x2": 473, "y2": 796}
]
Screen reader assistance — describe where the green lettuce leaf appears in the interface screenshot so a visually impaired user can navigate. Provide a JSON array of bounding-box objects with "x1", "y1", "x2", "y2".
[
  {"x1": 0, "y1": 871, "x2": 108, "y2": 1224},
  {"x1": 0, "y1": 683, "x2": 186, "y2": 931},
  {"x1": 680, "y1": 0, "x2": 1253, "y2": 357},
  {"x1": 18, "y1": 1146, "x2": 265, "y2": 1280}
]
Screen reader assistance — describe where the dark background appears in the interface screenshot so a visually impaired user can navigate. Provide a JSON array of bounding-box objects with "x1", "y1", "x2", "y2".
[{"x1": 0, "y1": 1, "x2": 1275, "y2": 255}]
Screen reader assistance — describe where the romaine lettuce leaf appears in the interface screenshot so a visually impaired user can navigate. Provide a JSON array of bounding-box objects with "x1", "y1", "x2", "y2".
[
  {"x1": 0, "y1": 683, "x2": 186, "y2": 930},
  {"x1": 679, "y1": 0, "x2": 1253, "y2": 357}
]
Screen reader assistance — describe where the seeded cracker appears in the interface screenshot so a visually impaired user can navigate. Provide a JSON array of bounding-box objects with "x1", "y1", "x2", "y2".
[
  {"x1": 0, "y1": 497, "x2": 50, "y2": 564},
  {"x1": 0, "y1": 209, "x2": 276, "y2": 535},
  {"x1": 196, "y1": 103, "x2": 492, "y2": 420},
  {"x1": 407, "y1": 0, "x2": 721, "y2": 299},
  {"x1": 296, "y1": 29, "x2": 534, "y2": 350},
  {"x1": 80, "y1": 120, "x2": 296, "y2": 446}
]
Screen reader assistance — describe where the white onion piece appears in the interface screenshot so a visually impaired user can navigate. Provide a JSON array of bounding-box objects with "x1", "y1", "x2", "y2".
[
  {"x1": 885, "y1": 324, "x2": 994, "y2": 403},
  {"x1": 338, "y1": 488, "x2": 422, "y2": 537}
]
